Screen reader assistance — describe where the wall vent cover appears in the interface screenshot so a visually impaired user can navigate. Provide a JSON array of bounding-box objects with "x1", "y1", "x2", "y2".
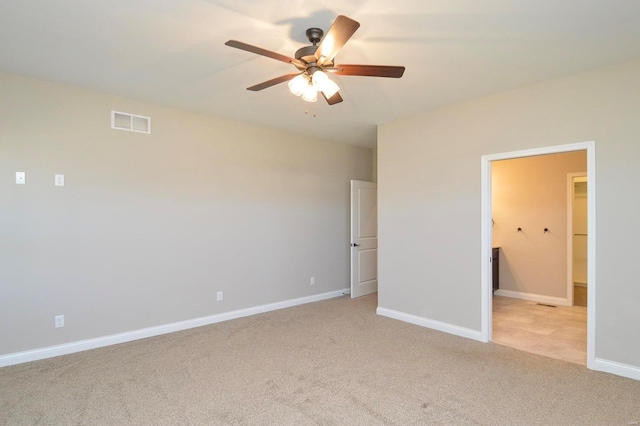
[{"x1": 111, "y1": 111, "x2": 151, "y2": 134}]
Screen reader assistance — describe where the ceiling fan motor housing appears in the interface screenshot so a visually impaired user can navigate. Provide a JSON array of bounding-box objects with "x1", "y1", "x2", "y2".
[
  {"x1": 294, "y1": 28, "x2": 331, "y2": 67},
  {"x1": 294, "y1": 45, "x2": 318, "y2": 64}
]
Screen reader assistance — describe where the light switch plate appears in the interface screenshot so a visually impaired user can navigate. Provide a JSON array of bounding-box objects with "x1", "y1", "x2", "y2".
[
  {"x1": 55, "y1": 174, "x2": 65, "y2": 186},
  {"x1": 16, "y1": 172, "x2": 26, "y2": 184}
]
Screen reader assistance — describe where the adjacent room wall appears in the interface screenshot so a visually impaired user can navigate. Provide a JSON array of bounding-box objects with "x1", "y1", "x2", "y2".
[
  {"x1": 0, "y1": 72, "x2": 373, "y2": 357},
  {"x1": 492, "y1": 152, "x2": 586, "y2": 301},
  {"x1": 378, "y1": 58, "x2": 640, "y2": 370}
]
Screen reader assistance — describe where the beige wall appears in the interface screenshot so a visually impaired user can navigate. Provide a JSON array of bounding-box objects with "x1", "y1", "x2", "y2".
[
  {"x1": 0, "y1": 72, "x2": 372, "y2": 356},
  {"x1": 372, "y1": 146, "x2": 378, "y2": 183},
  {"x1": 492, "y1": 152, "x2": 586, "y2": 299},
  {"x1": 378, "y1": 58, "x2": 640, "y2": 369}
]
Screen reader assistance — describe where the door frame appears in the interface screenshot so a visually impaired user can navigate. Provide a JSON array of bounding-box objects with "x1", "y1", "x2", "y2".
[
  {"x1": 567, "y1": 172, "x2": 588, "y2": 307},
  {"x1": 480, "y1": 141, "x2": 596, "y2": 369}
]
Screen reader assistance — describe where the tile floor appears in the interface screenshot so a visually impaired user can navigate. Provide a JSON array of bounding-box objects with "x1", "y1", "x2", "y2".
[
  {"x1": 492, "y1": 296, "x2": 587, "y2": 365},
  {"x1": 574, "y1": 284, "x2": 587, "y2": 307}
]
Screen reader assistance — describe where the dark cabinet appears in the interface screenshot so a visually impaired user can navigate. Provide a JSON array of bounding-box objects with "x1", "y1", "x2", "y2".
[{"x1": 492, "y1": 247, "x2": 499, "y2": 294}]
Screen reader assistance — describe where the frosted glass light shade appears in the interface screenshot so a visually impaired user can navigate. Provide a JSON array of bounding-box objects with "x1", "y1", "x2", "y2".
[
  {"x1": 312, "y1": 71, "x2": 340, "y2": 98},
  {"x1": 321, "y1": 79, "x2": 339, "y2": 98},
  {"x1": 301, "y1": 83, "x2": 318, "y2": 102},
  {"x1": 288, "y1": 74, "x2": 308, "y2": 96}
]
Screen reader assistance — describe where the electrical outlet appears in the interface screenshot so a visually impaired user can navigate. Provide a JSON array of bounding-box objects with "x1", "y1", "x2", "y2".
[
  {"x1": 217, "y1": 291, "x2": 223, "y2": 301},
  {"x1": 16, "y1": 172, "x2": 26, "y2": 184},
  {"x1": 310, "y1": 277, "x2": 315, "y2": 286},
  {"x1": 55, "y1": 174, "x2": 65, "y2": 186},
  {"x1": 55, "y1": 315, "x2": 64, "y2": 328}
]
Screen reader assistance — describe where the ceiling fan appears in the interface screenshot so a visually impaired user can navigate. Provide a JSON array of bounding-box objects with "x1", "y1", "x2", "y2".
[{"x1": 225, "y1": 15, "x2": 405, "y2": 105}]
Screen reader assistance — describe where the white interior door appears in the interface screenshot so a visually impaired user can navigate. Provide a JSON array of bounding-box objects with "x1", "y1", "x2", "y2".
[{"x1": 350, "y1": 180, "x2": 378, "y2": 298}]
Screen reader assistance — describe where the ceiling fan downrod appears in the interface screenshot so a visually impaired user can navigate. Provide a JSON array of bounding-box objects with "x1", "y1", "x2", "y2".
[{"x1": 294, "y1": 28, "x2": 325, "y2": 64}]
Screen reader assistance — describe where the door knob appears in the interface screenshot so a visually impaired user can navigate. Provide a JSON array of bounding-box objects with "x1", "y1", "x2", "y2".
[{"x1": 351, "y1": 243, "x2": 360, "y2": 247}]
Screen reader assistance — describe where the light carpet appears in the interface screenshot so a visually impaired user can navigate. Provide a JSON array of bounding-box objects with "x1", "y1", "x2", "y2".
[{"x1": 1, "y1": 294, "x2": 639, "y2": 425}]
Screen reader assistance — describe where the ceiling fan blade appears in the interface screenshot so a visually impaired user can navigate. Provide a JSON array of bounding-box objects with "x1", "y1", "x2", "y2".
[
  {"x1": 315, "y1": 15, "x2": 360, "y2": 66},
  {"x1": 322, "y1": 91, "x2": 343, "y2": 105},
  {"x1": 225, "y1": 40, "x2": 301, "y2": 65},
  {"x1": 247, "y1": 73, "x2": 300, "y2": 91},
  {"x1": 332, "y1": 64, "x2": 405, "y2": 78}
]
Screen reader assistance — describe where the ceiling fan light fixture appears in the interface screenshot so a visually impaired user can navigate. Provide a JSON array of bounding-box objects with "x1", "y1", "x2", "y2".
[
  {"x1": 312, "y1": 71, "x2": 340, "y2": 98},
  {"x1": 301, "y1": 83, "x2": 318, "y2": 102},
  {"x1": 288, "y1": 74, "x2": 308, "y2": 97}
]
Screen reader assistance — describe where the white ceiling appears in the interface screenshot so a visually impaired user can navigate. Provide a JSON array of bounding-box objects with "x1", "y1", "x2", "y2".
[{"x1": 2, "y1": 1, "x2": 640, "y2": 148}]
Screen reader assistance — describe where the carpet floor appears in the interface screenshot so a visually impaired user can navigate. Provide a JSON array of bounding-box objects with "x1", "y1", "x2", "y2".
[{"x1": 1, "y1": 294, "x2": 639, "y2": 425}]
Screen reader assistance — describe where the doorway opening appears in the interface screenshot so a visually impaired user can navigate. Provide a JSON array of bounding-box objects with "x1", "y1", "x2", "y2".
[
  {"x1": 480, "y1": 141, "x2": 596, "y2": 369},
  {"x1": 569, "y1": 174, "x2": 588, "y2": 308}
]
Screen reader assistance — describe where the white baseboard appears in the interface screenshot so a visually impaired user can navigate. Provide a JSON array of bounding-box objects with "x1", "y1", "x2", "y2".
[
  {"x1": 594, "y1": 358, "x2": 640, "y2": 381},
  {"x1": 376, "y1": 307, "x2": 483, "y2": 342},
  {"x1": 494, "y1": 289, "x2": 570, "y2": 306},
  {"x1": 0, "y1": 289, "x2": 349, "y2": 368}
]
